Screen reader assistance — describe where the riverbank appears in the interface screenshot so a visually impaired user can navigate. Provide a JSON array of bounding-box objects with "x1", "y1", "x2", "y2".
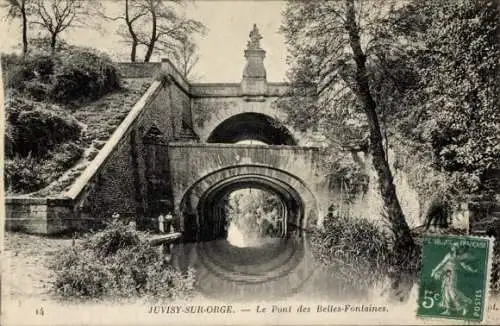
[{"x1": 2, "y1": 232, "x2": 75, "y2": 300}]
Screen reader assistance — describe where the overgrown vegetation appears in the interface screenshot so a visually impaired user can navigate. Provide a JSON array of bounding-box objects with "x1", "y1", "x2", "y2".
[
  {"x1": 4, "y1": 48, "x2": 120, "y2": 105},
  {"x1": 3, "y1": 45, "x2": 150, "y2": 195},
  {"x1": 384, "y1": 0, "x2": 500, "y2": 206},
  {"x1": 52, "y1": 220, "x2": 196, "y2": 301},
  {"x1": 279, "y1": 1, "x2": 498, "y2": 297},
  {"x1": 4, "y1": 95, "x2": 85, "y2": 194},
  {"x1": 309, "y1": 208, "x2": 419, "y2": 295}
]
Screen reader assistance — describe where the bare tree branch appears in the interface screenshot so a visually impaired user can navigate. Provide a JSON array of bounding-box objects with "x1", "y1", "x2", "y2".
[{"x1": 30, "y1": 0, "x2": 95, "y2": 51}]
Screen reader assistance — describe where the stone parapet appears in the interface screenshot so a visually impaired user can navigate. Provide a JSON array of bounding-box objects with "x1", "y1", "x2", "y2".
[
  {"x1": 116, "y1": 62, "x2": 161, "y2": 78},
  {"x1": 161, "y1": 58, "x2": 190, "y2": 94},
  {"x1": 190, "y1": 82, "x2": 288, "y2": 98}
]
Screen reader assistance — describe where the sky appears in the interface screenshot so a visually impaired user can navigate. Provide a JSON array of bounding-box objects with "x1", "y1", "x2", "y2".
[{"x1": 0, "y1": 0, "x2": 289, "y2": 83}]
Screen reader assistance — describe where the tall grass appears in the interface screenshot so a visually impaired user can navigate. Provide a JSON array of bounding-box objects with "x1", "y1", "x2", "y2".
[
  {"x1": 51, "y1": 220, "x2": 196, "y2": 301},
  {"x1": 309, "y1": 211, "x2": 419, "y2": 295}
]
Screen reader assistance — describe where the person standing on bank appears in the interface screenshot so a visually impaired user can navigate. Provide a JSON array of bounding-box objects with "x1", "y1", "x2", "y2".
[
  {"x1": 158, "y1": 213, "x2": 165, "y2": 233},
  {"x1": 165, "y1": 211, "x2": 174, "y2": 233}
]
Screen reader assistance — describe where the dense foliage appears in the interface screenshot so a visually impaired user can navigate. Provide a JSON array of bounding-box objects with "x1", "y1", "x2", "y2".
[
  {"x1": 52, "y1": 220, "x2": 196, "y2": 300},
  {"x1": 392, "y1": 0, "x2": 499, "y2": 201},
  {"x1": 225, "y1": 189, "x2": 284, "y2": 243},
  {"x1": 3, "y1": 46, "x2": 122, "y2": 194},
  {"x1": 309, "y1": 209, "x2": 419, "y2": 294},
  {"x1": 51, "y1": 49, "x2": 121, "y2": 103},
  {"x1": 6, "y1": 100, "x2": 82, "y2": 156},
  {"x1": 4, "y1": 48, "x2": 121, "y2": 104},
  {"x1": 280, "y1": 0, "x2": 499, "y2": 212},
  {"x1": 4, "y1": 97, "x2": 84, "y2": 193}
]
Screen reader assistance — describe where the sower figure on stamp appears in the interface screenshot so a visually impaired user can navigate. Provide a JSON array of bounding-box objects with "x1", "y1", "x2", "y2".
[{"x1": 431, "y1": 242, "x2": 476, "y2": 316}]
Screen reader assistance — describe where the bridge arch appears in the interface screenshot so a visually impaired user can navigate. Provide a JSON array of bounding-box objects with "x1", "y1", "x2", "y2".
[
  {"x1": 178, "y1": 165, "x2": 318, "y2": 241},
  {"x1": 206, "y1": 112, "x2": 297, "y2": 145}
]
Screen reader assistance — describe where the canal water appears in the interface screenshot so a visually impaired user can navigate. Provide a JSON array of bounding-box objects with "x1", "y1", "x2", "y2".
[{"x1": 167, "y1": 224, "x2": 370, "y2": 302}]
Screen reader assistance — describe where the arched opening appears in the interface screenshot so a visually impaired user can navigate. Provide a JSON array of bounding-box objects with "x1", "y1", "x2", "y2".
[
  {"x1": 222, "y1": 188, "x2": 287, "y2": 247},
  {"x1": 195, "y1": 177, "x2": 303, "y2": 242},
  {"x1": 207, "y1": 112, "x2": 297, "y2": 145},
  {"x1": 177, "y1": 165, "x2": 319, "y2": 243},
  {"x1": 173, "y1": 167, "x2": 319, "y2": 300}
]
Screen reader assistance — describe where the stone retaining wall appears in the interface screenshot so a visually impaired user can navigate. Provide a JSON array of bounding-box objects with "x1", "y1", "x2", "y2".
[
  {"x1": 5, "y1": 198, "x2": 73, "y2": 234},
  {"x1": 116, "y1": 62, "x2": 162, "y2": 78},
  {"x1": 5, "y1": 60, "x2": 193, "y2": 234}
]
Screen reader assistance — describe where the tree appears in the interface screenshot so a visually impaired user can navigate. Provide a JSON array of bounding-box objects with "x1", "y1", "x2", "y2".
[
  {"x1": 139, "y1": 0, "x2": 204, "y2": 62},
  {"x1": 2, "y1": 0, "x2": 31, "y2": 54},
  {"x1": 101, "y1": 0, "x2": 147, "y2": 62},
  {"x1": 30, "y1": 0, "x2": 95, "y2": 51},
  {"x1": 280, "y1": 0, "x2": 417, "y2": 297},
  {"x1": 398, "y1": 0, "x2": 500, "y2": 200},
  {"x1": 169, "y1": 36, "x2": 199, "y2": 80},
  {"x1": 104, "y1": 0, "x2": 204, "y2": 63}
]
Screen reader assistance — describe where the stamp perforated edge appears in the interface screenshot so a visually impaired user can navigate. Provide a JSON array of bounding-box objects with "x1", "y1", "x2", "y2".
[{"x1": 415, "y1": 234, "x2": 496, "y2": 324}]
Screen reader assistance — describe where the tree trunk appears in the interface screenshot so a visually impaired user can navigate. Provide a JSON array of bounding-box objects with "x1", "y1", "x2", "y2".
[
  {"x1": 50, "y1": 33, "x2": 57, "y2": 52},
  {"x1": 125, "y1": 0, "x2": 137, "y2": 62},
  {"x1": 344, "y1": 0, "x2": 415, "y2": 300},
  {"x1": 21, "y1": 1, "x2": 28, "y2": 55},
  {"x1": 144, "y1": 43, "x2": 154, "y2": 62},
  {"x1": 130, "y1": 39, "x2": 137, "y2": 62},
  {"x1": 144, "y1": 8, "x2": 157, "y2": 62}
]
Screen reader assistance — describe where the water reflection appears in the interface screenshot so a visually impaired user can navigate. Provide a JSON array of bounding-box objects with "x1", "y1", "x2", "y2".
[
  {"x1": 169, "y1": 234, "x2": 309, "y2": 301},
  {"x1": 226, "y1": 223, "x2": 247, "y2": 247},
  {"x1": 164, "y1": 231, "x2": 367, "y2": 302},
  {"x1": 164, "y1": 191, "x2": 369, "y2": 301},
  {"x1": 226, "y1": 222, "x2": 279, "y2": 248}
]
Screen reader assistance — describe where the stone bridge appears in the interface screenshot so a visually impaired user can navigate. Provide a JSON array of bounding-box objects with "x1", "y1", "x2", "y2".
[
  {"x1": 167, "y1": 143, "x2": 327, "y2": 241},
  {"x1": 5, "y1": 24, "x2": 333, "y2": 235}
]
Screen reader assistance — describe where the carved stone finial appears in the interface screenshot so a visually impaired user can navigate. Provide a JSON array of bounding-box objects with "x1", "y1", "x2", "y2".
[
  {"x1": 242, "y1": 23, "x2": 267, "y2": 95},
  {"x1": 247, "y1": 23, "x2": 262, "y2": 50}
]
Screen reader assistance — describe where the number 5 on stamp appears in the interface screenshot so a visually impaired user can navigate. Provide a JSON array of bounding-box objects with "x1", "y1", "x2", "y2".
[{"x1": 416, "y1": 235, "x2": 494, "y2": 322}]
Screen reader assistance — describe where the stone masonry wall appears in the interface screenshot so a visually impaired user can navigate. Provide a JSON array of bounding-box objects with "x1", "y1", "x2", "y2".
[
  {"x1": 77, "y1": 77, "x2": 192, "y2": 229},
  {"x1": 191, "y1": 93, "x2": 327, "y2": 147},
  {"x1": 116, "y1": 62, "x2": 162, "y2": 78},
  {"x1": 167, "y1": 143, "x2": 333, "y2": 230},
  {"x1": 5, "y1": 198, "x2": 73, "y2": 234}
]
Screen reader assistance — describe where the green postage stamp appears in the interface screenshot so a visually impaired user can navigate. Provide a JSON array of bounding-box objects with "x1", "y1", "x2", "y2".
[{"x1": 417, "y1": 235, "x2": 495, "y2": 322}]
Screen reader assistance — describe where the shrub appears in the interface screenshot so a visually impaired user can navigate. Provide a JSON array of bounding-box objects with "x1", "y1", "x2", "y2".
[
  {"x1": 4, "y1": 53, "x2": 59, "y2": 99},
  {"x1": 3, "y1": 48, "x2": 121, "y2": 105},
  {"x1": 309, "y1": 211, "x2": 399, "y2": 292},
  {"x1": 7, "y1": 104, "x2": 82, "y2": 157},
  {"x1": 52, "y1": 220, "x2": 196, "y2": 301},
  {"x1": 4, "y1": 155, "x2": 48, "y2": 193},
  {"x1": 48, "y1": 141, "x2": 84, "y2": 170},
  {"x1": 4, "y1": 141, "x2": 84, "y2": 194},
  {"x1": 50, "y1": 50, "x2": 121, "y2": 104}
]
